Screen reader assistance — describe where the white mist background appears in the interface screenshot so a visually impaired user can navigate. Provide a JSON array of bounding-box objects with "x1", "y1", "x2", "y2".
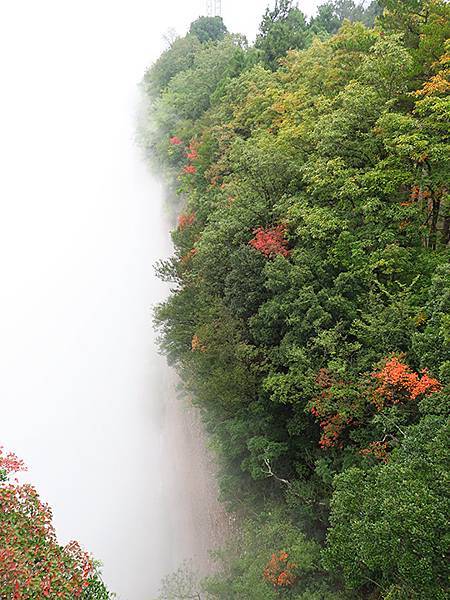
[{"x1": 0, "y1": 1, "x2": 320, "y2": 598}]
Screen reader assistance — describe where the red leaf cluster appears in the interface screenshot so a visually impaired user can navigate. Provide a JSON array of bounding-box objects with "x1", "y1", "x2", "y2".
[
  {"x1": 183, "y1": 164, "x2": 197, "y2": 175},
  {"x1": 249, "y1": 225, "x2": 290, "y2": 258},
  {"x1": 169, "y1": 135, "x2": 183, "y2": 146},
  {"x1": 317, "y1": 414, "x2": 352, "y2": 449}
]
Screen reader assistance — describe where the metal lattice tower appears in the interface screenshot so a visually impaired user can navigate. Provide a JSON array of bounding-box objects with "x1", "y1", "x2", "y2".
[{"x1": 207, "y1": 0, "x2": 222, "y2": 16}]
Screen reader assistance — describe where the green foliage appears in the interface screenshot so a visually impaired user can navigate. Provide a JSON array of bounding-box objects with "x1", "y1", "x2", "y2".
[
  {"x1": 142, "y1": 4, "x2": 450, "y2": 599},
  {"x1": 203, "y1": 510, "x2": 341, "y2": 600},
  {"x1": 190, "y1": 16, "x2": 228, "y2": 43},
  {"x1": 82, "y1": 566, "x2": 113, "y2": 600},
  {"x1": 311, "y1": 1, "x2": 381, "y2": 34},
  {"x1": 379, "y1": 0, "x2": 450, "y2": 78},
  {"x1": 325, "y1": 414, "x2": 449, "y2": 599},
  {"x1": 256, "y1": 0, "x2": 310, "y2": 69},
  {"x1": 413, "y1": 264, "x2": 450, "y2": 380},
  {"x1": 143, "y1": 35, "x2": 202, "y2": 96}
]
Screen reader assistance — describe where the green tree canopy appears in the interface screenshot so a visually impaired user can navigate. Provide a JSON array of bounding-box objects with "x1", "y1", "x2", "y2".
[
  {"x1": 256, "y1": 0, "x2": 310, "y2": 68},
  {"x1": 189, "y1": 15, "x2": 228, "y2": 43}
]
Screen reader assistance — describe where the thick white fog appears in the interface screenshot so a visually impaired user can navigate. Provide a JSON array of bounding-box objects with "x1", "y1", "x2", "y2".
[{"x1": 0, "y1": 1, "x2": 320, "y2": 598}]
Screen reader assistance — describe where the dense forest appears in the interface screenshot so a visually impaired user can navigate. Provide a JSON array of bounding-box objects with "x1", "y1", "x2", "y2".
[{"x1": 142, "y1": 1, "x2": 449, "y2": 598}]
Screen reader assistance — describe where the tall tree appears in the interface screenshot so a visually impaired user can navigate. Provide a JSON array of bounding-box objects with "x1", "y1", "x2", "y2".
[
  {"x1": 256, "y1": 0, "x2": 310, "y2": 68},
  {"x1": 189, "y1": 16, "x2": 228, "y2": 43},
  {"x1": 311, "y1": 0, "x2": 382, "y2": 34}
]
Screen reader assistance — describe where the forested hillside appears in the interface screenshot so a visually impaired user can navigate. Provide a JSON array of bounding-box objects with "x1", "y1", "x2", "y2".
[{"x1": 141, "y1": 1, "x2": 450, "y2": 598}]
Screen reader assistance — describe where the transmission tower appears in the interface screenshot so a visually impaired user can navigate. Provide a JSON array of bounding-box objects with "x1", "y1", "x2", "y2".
[{"x1": 207, "y1": 0, "x2": 222, "y2": 17}]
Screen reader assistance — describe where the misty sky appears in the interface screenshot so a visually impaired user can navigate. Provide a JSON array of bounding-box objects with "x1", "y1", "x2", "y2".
[{"x1": 0, "y1": 1, "x2": 322, "y2": 598}]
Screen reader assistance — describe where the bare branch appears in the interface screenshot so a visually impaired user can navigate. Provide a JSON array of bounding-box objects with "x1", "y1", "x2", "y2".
[{"x1": 262, "y1": 457, "x2": 291, "y2": 487}]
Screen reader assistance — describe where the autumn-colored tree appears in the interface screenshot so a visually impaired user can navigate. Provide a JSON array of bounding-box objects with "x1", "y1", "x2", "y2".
[{"x1": 0, "y1": 446, "x2": 110, "y2": 599}]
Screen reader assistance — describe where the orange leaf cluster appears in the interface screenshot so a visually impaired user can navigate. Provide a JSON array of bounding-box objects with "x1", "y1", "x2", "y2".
[
  {"x1": 372, "y1": 356, "x2": 441, "y2": 410},
  {"x1": 415, "y1": 51, "x2": 450, "y2": 97},
  {"x1": 317, "y1": 414, "x2": 351, "y2": 449},
  {"x1": 360, "y1": 441, "x2": 389, "y2": 463},
  {"x1": 263, "y1": 551, "x2": 298, "y2": 588},
  {"x1": 191, "y1": 334, "x2": 206, "y2": 353},
  {"x1": 177, "y1": 212, "x2": 196, "y2": 230},
  {"x1": 309, "y1": 358, "x2": 441, "y2": 450},
  {"x1": 186, "y1": 140, "x2": 199, "y2": 161},
  {"x1": 410, "y1": 186, "x2": 431, "y2": 200},
  {"x1": 181, "y1": 248, "x2": 197, "y2": 264}
]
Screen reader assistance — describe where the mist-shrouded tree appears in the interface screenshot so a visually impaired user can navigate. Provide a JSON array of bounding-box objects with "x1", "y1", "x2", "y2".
[
  {"x1": 311, "y1": 0, "x2": 382, "y2": 34},
  {"x1": 155, "y1": 563, "x2": 201, "y2": 600},
  {"x1": 142, "y1": 34, "x2": 202, "y2": 96},
  {"x1": 255, "y1": 0, "x2": 310, "y2": 68},
  {"x1": 162, "y1": 27, "x2": 178, "y2": 49},
  {"x1": 331, "y1": 0, "x2": 380, "y2": 24},
  {"x1": 309, "y1": 3, "x2": 342, "y2": 34},
  {"x1": 189, "y1": 16, "x2": 228, "y2": 43}
]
